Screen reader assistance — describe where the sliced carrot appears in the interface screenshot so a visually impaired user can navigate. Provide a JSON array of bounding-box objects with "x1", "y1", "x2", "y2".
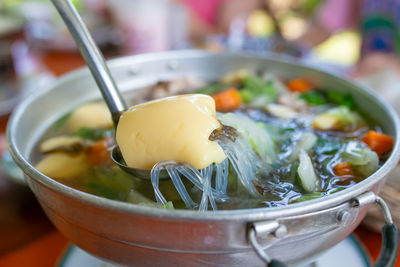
[
  {"x1": 86, "y1": 137, "x2": 113, "y2": 165},
  {"x1": 212, "y1": 88, "x2": 242, "y2": 112},
  {"x1": 287, "y1": 78, "x2": 313, "y2": 93},
  {"x1": 362, "y1": 130, "x2": 394, "y2": 156},
  {"x1": 333, "y1": 162, "x2": 354, "y2": 177}
]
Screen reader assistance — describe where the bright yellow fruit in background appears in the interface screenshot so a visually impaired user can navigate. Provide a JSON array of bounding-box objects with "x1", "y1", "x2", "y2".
[
  {"x1": 314, "y1": 31, "x2": 361, "y2": 66},
  {"x1": 247, "y1": 10, "x2": 274, "y2": 37}
]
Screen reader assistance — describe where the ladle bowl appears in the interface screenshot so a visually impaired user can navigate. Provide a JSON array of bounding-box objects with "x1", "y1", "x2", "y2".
[{"x1": 111, "y1": 146, "x2": 169, "y2": 179}]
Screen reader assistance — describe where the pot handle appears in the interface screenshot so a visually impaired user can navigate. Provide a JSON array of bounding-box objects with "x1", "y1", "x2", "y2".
[
  {"x1": 356, "y1": 195, "x2": 398, "y2": 267},
  {"x1": 248, "y1": 193, "x2": 398, "y2": 267},
  {"x1": 375, "y1": 223, "x2": 398, "y2": 267},
  {"x1": 248, "y1": 226, "x2": 286, "y2": 267}
]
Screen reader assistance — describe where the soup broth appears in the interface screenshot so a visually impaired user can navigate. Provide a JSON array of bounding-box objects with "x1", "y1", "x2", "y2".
[{"x1": 32, "y1": 70, "x2": 394, "y2": 210}]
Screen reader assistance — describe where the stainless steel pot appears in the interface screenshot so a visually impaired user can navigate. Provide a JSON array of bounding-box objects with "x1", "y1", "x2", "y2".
[{"x1": 7, "y1": 51, "x2": 400, "y2": 266}]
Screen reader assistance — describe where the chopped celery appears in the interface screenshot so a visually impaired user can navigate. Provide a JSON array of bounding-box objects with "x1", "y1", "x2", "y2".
[
  {"x1": 327, "y1": 106, "x2": 357, "y2": 125},
  {"x1": 290, "y1": 132, "x2": 317, "y2": 161},
  {"x1": 312, "y1": 106, "x2": 358, "y2": 130},
  {"x1": 241, "y1": 76, "x2": 277, "y2": 103},
  {"x1": 218, "y1": 113, "x2": 276, "y2": 164},
  {"x1": 239, "y1": 89, "x2": 254, "y2": 103},
  {"x1": 341, "y1": 141, "x2": 379, "y2": 177},
  {"x1": 297, "y1": 150, "x2": 318, "y2": 192}
]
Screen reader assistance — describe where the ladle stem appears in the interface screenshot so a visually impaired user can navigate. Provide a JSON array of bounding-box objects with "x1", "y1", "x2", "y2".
[{"x1": 51, "y1": 0, "x2": 127, "y2": 127}]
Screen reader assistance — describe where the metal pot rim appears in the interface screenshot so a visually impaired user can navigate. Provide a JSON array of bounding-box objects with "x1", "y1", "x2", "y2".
[{"x1": 7, "y1": 50, "x2": 400, "y2": 221}]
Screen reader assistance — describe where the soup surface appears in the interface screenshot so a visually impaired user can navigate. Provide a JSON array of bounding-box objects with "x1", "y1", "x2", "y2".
[{"x1": 33, "y1": 70, "x2": 394, "y2": 210}]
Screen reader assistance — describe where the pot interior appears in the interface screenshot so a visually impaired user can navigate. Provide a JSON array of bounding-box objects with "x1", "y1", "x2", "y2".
[{"x1": 7, "y1": 50, "x2": 400, "y2": 218}]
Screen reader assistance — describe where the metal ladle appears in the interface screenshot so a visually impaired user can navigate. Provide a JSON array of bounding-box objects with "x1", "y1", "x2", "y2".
[{"x1": 51, "y1": 0, "x2": 162, "y2": 179}]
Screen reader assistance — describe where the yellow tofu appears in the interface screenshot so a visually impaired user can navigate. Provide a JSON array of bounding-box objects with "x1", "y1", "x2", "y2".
[{"x1": 116, "y1": 94, "x2": 227, "y2": 170}]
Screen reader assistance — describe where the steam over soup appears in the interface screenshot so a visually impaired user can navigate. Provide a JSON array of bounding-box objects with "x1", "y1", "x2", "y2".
[{"x1": 33, "y1": 70, "x2": 394, "y2": 210}]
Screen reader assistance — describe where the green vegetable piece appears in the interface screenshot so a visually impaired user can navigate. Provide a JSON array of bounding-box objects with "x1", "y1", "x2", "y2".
[
  {"x1": 256, "y1": 122, "x2": 267, "y2": 129},
  {"x1": 312, "y1": 106, "x2": 358, "y2": 130},
  {"x1": 289, "y1": 192, "x2": 324, "y2": 203},
  {"x1": 88, "y1": 166, "x2": 135, "y2": 201},
  {"x1": 328, "y1": 106, "x2": 357, "y2": 125},
  {"x1": 73, "y1": 127, "x2": 111, "y2": 141},
  {"x1": 218, "y1": 113, "x2": 276, "y2": 164},
  {"x1": 239, "y1": 89, "x2": 254, "y2": 103},
  {"x1": 297, "y1": 150, "x2": 318, "y2": 193},
  {"x1": 315, "y1": 138, "x2": 341, "y2": 155},
  {"x1": 342, "y1": 93, "x2": 356, "y2": 109},
  {"x1": 71, "y1": 0, "x2": 83, "y2": 11},
  {"x1": 341, "y1": 141, "x2": 379, "y2": 177},
  {"x1": 51, "y1": 112, "x2": 72, "y2": 132},
  {"x1": 195, "y1": 84, "x2": 227, "y2": 95},
  {"x1": 299, "y1": 91, "x2": 326, "y2": 105},
  {"x1": 136, "y1": 201, "x2": 175, "y2": 209},
  {"x1": 88, "y1": 181, "x2": 118, "y2": 199},
  {"x1": 326, "y1": 91, "x2": 356, "y2": 109},
  {"x1": 289, "y1": 162, "x2": 300, "y2": 181},
  {"x1": 127, "y1": 189, "x2": 175, "y2": 209},
  {"x1": 325, "y1": 91, "x2": 343, "y2": 104},
  {"x1": 261, "y1": 82, "x2": 278, "y2": 100},
  {"x1": 163, "y1": 201, "x2": 175, "y2": 210},
  {"x1": 242, "y1": 76, "x2": 277, "y2": 103}
]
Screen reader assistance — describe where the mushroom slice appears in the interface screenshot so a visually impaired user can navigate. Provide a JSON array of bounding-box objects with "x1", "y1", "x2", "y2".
[
  {"x1": 67, "y1": 102, "x2": 113, "y2": 132},
  {"x1": 266, "y1": 103, "x2": 298, "y2": 119},
  {"x1": 36, "y1": 152, "x2": 89, "y2": 179},
  {"x1": 221, "y1": 69, "x2": 251, "y2": 85}
]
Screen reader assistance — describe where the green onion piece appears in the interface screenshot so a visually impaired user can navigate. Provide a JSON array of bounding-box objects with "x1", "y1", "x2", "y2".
[
  {"x1": 326, "y1": 91, "x2": 356, "y2": 109},
  {"x1": 73, "y1": 127, "x2": 112, "y2": 141},
  {"x1": 299, "y1": 91, "x2": 326, "y2": 105},
  {"x1": 195, "y1": 84, "x2": 227, "y2": 95}
]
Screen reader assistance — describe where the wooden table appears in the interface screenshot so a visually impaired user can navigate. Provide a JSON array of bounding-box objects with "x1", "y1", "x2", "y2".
[{"x1": 0, "y1": 50, "x2": 398, "y2": 267}]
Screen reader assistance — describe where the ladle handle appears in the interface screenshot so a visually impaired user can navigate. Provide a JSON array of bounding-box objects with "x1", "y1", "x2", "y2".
[{"x1": 51, "y1": 0, "x2": 126, "y2": 127}]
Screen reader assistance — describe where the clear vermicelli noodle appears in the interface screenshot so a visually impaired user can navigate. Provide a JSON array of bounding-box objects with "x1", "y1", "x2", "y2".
[{"x1": 149, "y1": 132, "x2": 263, "y2": 211}]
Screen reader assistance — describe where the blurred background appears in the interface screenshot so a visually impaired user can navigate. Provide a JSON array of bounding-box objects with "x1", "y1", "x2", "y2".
[
  {"x1": 1, "y1": 0, "x2": 400, "y2": 266},
  {"x1": 2, "y1": 0, "x2": 398, "y2": 109}
]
